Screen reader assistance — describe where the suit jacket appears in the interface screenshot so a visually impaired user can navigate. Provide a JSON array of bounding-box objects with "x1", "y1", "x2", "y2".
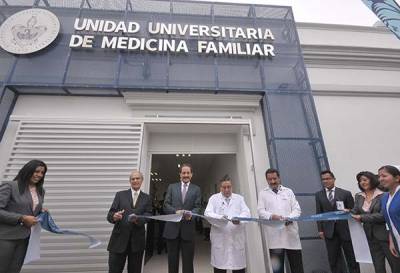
[
  {"x1": 163, "y1": 182, "x2": 201, "y2": 240},
  {"x1": 351, "y1": 192, "x2": 388, "y2": 241},
  {"x1": 315, "y1": 187, "x2": 354, "y2": 240},
  {"x1": 107, "y1": 189, "x2": 152, "y2": 253},
  {"x1": 0, "y1": 180, "x2": 44, "y2": 240}
]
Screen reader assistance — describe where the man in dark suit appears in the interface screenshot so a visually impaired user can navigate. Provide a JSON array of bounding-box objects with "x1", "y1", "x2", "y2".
[
  {"x1": 315, "y1": 170, "x2": 360, "y2": 273},
  {"x1": 107, "y1": 170, "x2": 152, "y2": 273},
  {"x1": 163, "y1": 163, "x2": 202, "y2": 273}
]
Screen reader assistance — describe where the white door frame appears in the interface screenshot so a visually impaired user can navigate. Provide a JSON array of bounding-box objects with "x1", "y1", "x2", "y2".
[
  {"x1": 138, "y1": 118, "x2": 257, "y2": 192},
  {"x1": 139, "y1": 118, "x2": 269, "y2": 273}
]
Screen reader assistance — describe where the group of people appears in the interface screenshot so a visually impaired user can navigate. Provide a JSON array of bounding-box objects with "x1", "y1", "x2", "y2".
[
  {"x1": 1, "y1": 160, "x2": 400, "y2": 273},
  {"x1": 105, "y1": 163, "x2": 400, "y2": 273},
  {"x1": 260, "y1": 167, "x2": 400, "y2": 273},
  {"x1": 315, "y1": 167, "x2": 400, "y2": 273}
]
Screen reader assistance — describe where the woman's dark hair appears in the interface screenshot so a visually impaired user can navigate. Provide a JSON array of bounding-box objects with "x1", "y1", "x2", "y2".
[
  {"x1": 13, "y1": 159, "x2": 47, "y2": 195},
  {"x1": 356, "y1": 171, "x2": 380, "y2": 192},
  {"x1": 378, "y1": 165, "x2": 400, "y2": 177}
]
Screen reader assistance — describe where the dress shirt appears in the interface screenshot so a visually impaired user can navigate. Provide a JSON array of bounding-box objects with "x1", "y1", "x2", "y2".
[
  {"x1": 181, "y1": 182, "x2": 190, "y2": 193},
  {"x1": 131, "y1": 189, "x2": 141, "y2": 207},
  {"x1": 360, "y1": 189, "x2": 383, "y2": 212},
  {"x1": 29, "y1": 186, "x2": 39, "y2": 212},
  {"x1": 325, "y1": 187, "x2": 336, "y2": 200}
]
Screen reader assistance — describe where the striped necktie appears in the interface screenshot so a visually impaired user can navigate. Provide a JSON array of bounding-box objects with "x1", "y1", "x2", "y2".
[{"x1": 328, "y1": 190, "x2": 334, "y2": 206}]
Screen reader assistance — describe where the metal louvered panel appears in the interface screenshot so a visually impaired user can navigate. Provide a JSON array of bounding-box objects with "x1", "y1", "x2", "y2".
[{"x1": 2, "y1": 120, "x2": 144, "y2": 273}]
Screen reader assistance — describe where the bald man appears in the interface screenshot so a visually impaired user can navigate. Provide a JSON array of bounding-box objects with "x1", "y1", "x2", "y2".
[{"x1": 107, "y1": 171, "x2": 152, "y2": 273}]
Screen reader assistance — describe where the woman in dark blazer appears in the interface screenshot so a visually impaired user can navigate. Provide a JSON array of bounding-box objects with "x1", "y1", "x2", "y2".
[
  {"x1": 351, "y1": 171, "x2": 400, "y2": 273},
  {"x1": 0, "y1": 159, "x2": 47, "y2": 273}
]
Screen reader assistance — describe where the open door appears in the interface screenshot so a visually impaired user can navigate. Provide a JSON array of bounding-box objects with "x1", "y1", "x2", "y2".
[{"x1": 140, "y1": 122, "x2": 271, "y2": 273}]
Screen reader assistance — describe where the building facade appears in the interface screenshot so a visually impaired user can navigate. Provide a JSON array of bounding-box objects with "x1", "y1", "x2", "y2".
[{"x1": 0, "y1": 1, "x2": 399, "y2": 273}]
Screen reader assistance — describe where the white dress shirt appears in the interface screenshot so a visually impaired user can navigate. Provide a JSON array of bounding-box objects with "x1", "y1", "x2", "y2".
[
  {"x1": 325, "y1": 187, "x2": 336, "y2": 200},
  {"x1": 257, "y1": 185, "x2": 302, "y2": 249}
]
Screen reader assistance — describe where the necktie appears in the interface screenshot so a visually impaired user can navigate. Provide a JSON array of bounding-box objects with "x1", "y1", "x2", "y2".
[
  {"x1": 272, "y1": 188, "x2": 278, "y2": 194},
  {"x1": 133, "y1": 191, "x2": 138, "y2": 207},
  {"x1": 225, "y1": 198, "x2": 230, "y2": 205},
  {"x1": 328, "y1": 190, "x2": 334, "y2": 205},
  {"x1": 182, "y1": 184, "x2": 188, "y2": 202}
]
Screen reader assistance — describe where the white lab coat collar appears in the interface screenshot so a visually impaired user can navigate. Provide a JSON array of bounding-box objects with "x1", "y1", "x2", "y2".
[{"x1": 264, "y1": 185, "x2": 287, "y2": 192}]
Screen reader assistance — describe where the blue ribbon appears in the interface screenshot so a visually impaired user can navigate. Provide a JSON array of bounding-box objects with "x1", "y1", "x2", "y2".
[
  {"x1": 37, "y1": 211, "x2": 101, "y2": 249},
  {"x1": 234, "y1": 211, "x2": 351, "y2": 223},
  {"x1": 290, "y1": 210, "x2": 351, "y2": 222}
]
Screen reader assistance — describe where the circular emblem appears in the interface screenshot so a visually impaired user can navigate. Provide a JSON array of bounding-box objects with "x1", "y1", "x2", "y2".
[{"x1": 0, "y1": 9, "x2": 60, "y2": 54}]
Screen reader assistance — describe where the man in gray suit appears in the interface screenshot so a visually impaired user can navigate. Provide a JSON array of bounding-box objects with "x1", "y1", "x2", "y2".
[{"x1": 163, "y1": 163, "x2": 201, "y2": 273}]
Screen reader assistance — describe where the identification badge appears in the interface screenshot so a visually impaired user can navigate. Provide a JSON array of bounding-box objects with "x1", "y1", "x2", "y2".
[{"x1": 336, "y1": 201, "x2": 345, "y2": 210}]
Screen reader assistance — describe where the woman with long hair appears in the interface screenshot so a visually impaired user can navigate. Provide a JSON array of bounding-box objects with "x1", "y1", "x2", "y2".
[
  {"x1": 351, "y1": 171, "x2": 400, "y2": 273},
  {"x1": 0, "y1": 159, "x2": 47, "y2": 273},
  {"x1": 378, "y1": 165, "x2": 400, "y2": 261}
]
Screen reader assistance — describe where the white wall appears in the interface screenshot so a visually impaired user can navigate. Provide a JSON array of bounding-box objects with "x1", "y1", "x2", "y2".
[
  {"x1": 12, "y1": 95, "x2": 133, "y2": 118},
  {"x1": 314, "y1": 94, "x2": 400, "y2": 194},
  {"x1": 298, "y1": 23, "x2": 400, "y2": 197},
  {"x1": 297, "y1": 23, "x2": 400, "y2": 49}
]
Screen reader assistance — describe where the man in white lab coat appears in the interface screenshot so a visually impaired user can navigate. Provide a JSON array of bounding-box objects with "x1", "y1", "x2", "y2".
[
  {"x1": 205, "y1": 175, "x2": 251, "y2": 273},
  {"x1": 257, "y1": 168, "x2": 304, "y2": 273}
]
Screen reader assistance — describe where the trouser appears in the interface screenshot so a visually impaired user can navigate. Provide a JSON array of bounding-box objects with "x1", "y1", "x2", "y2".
[
  {"x1": 214, "y1": 267, "x2": 245, "y2": 273},
  {"x1": 166, "y1": 238, "x2": 194, "y2": 273},
  {"x1": 325, "y1": 233, "x2": 360, "y2": 273},
  {"x1": 368, "y1": 237, "x2": 400, "y2": 273},
  {"x1": 108, "y1": 250, "x2": 144, "y2": 273},
  {"x1": 0, "y1": 238, "x2": 29, "y2": 273},
  {"x1": 269, "y1": 248, "x2": 304, "y2": 273}
]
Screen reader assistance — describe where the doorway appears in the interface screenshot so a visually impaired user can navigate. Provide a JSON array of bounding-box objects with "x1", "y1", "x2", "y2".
[
  {"x1": 140, "y1": 122, "x2": 267, "y2": 273},
  {"x1": 144, "y1": 153, "x2": 239, "y2": 273}
]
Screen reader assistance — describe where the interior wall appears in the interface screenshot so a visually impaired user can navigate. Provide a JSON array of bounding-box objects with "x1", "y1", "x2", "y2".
[
  {"x1": 202, "y1": 154, "x2": 238, "y2": 199},
  {"x1": 149, "y1": 154, "x2": 238, "y2": 203}
]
